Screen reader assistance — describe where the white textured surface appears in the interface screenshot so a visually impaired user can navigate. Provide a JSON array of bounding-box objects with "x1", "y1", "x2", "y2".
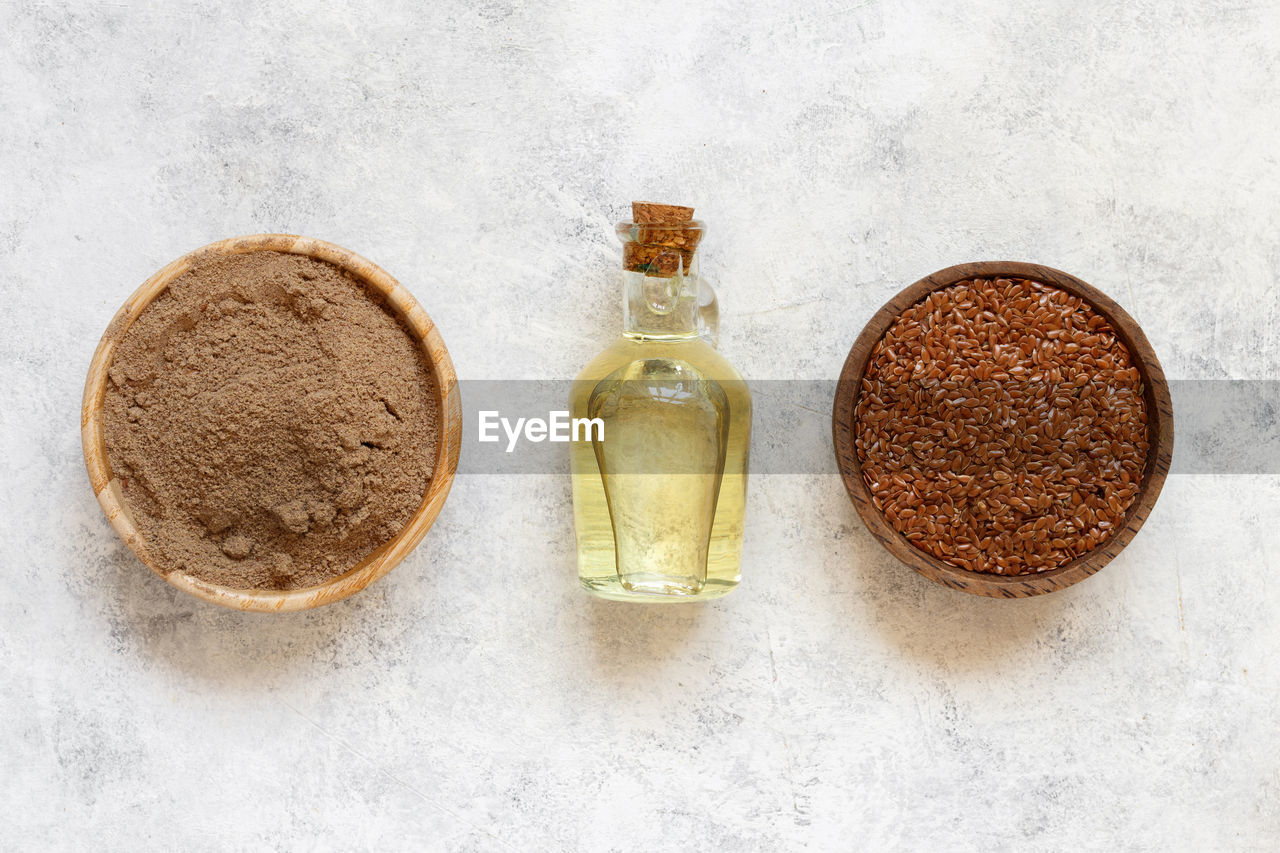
[{"x1": 3, "y1": 1, "x2": 1279, "y2": 850}]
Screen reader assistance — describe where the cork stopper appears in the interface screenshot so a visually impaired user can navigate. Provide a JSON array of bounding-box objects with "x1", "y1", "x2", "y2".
[
  {"x1": 632, "y1": 202, "x2": 694, "y2": 227},
  {"x1": 624, "y1": 201, "x2": 703, "y2": 277}
]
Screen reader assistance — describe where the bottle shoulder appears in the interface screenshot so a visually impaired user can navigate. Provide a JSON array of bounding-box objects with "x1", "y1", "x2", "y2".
[{"x1": 573, "y1": 337, "x2": 747, "y2": 384}]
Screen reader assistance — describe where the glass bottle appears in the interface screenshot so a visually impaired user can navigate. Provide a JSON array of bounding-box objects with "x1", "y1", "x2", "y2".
[{"x1": 570, "y1": 204, "x2": 751, "y2": 602}]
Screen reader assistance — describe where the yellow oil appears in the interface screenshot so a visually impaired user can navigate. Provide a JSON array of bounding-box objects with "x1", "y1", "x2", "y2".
[{"x1": 571, "y1": 335, "x2": 751, "y2": 602}]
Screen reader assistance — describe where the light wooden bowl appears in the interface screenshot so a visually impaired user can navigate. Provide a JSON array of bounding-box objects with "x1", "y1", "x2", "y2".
[
  {"x1": 82, "y1": 234, "x2": 462, "y2": 612},
  {"x1": 833, "y1": 261, "x2": 1174, "y2": 598}
]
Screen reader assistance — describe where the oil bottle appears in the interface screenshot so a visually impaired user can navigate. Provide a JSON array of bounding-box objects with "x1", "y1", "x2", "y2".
[{"x1": 570, "y1": 203, "x2": 751, "y2": 601}]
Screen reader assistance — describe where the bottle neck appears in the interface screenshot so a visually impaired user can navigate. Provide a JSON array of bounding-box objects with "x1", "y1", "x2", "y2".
[{"x1": 622, "y1": 261, "x2": 701, "y2": 340}]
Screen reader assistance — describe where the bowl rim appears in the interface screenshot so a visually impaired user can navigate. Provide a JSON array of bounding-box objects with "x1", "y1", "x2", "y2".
[
  {"x1": 832, "y1": 261, "x2": 1175, "y2": 598},
  {"x1": 81, "y1": 233, "x2": 463, "y2": 612}
]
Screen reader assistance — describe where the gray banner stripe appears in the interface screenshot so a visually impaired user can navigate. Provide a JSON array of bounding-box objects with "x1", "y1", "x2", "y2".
[{"x1": 452, "y1": 380, "x2": 1277, "y2": 474}]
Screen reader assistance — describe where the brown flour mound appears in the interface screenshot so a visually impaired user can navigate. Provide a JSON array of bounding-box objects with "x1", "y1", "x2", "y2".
[{"x1": 102, "y1": 250, "x2": 440, "y2": 590}]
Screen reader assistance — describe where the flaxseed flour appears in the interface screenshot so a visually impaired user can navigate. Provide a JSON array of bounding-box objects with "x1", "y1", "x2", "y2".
[{"x1": 102, "y1": 250, "x2": 439, "y2": 590}]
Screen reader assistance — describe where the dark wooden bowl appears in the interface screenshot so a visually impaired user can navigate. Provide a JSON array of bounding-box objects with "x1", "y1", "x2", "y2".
[{"x1": 832, "y1": 261, "x2": 1174, "y2": 598}]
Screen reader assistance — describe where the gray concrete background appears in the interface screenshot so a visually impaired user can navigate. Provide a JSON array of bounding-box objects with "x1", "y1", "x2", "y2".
[{"x1": 2, "y1": 1, "x2": 1278, "y2": 850}]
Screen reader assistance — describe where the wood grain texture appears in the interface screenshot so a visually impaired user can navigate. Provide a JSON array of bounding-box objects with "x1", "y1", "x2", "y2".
[
  {"x1": 832, "y1": 261, "x2": 1175, "y2": 598},
  {"x1": 81, "y1": 234, "x2": 462, "y2": 612}
]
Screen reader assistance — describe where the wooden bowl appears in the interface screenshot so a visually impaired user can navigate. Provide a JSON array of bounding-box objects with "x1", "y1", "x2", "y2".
[
  {"x1": 82, "y1": 234, "x2": 462, "y2": 612},
  {"x1": 832, "y1": 261, "x2": 1174, "y2": 598}
]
